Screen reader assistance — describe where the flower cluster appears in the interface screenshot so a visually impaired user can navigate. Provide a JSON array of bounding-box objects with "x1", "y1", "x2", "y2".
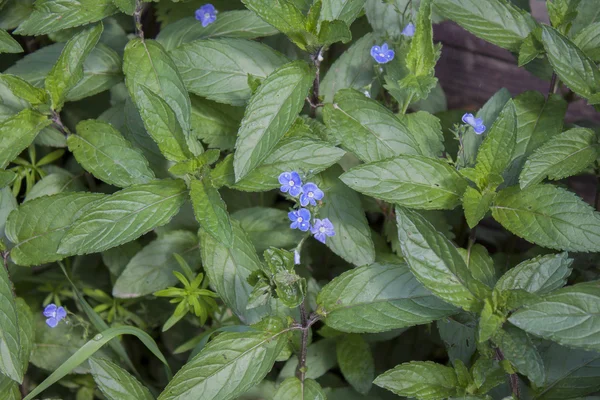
[
  {"x1": 195, "y1": 4, "x2": 217, "y2": 27},
  {"x1": 279, "y1": 171, "x2": 335, "y2": 244},
  {"x1": 43, "y1": 303, "x2": 66, "y2": 328},
  {"x1": 462, "y1": 113, "x2": 486, "y2": 134}
]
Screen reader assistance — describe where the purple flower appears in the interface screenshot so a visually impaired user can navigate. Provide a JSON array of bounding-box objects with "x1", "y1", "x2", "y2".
[
  {"x1": 288, "y1": 208, "x2": 312, "y2": 232},
  {"x1": 43, "y1": 303, "x2": 67, "y2": 328},
  {"x1": 462, "y1": 113, "x2": 486, "y2": 134},
  {"x1": 402, "y1": 22, "x2": 416, "y2": 37},
  {"x1": 370, "y1": 43, "x2": 395, "y2": 64},
  {"x1": 300, "y1": 182, "x2": 324, "y2": 207},
  {"x1": 279, "y1": 171, "x2": 303, "y2": 197},
  {"x1": 294, "y1": 249, "x2": 301, "y2": 265},
  {"x1": 311, "y1": 218, "x2": 335, "y2": 244},
  {"x1": 195, "y1": 4, "x2": 217, "y2": 27}
]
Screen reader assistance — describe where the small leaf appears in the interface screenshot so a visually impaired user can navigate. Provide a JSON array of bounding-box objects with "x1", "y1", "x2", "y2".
[
  {"x1": 0, "y1": 29, "x2": 22, "y2": 54},
  {"x1": 190, "y1": 177, "x2": 233, "y2": 247},
  {"x1": 273, "y1": 377, "x2": 326, "y2": 400},
  {"x1": 25, "y1": 170, "x2": 85, "y2": 202},
  {"x1": 234, "y1": 60, "x2": 314, "y2": 181},
  {"x1": 406, "y1": 0, "x2": 437, "y2": 78},
  {"x1": 279, "y1": 338, "x2": 338, "y2": 380},
  {"x1": 458, "y1": 244, "x2": 497, "y2": 289},
  {"x1": 493, "y1": 324, "x2": 545, "y2": 387},
  {"x1": 519, "y1": 128, "x2": 598, "y2": 189},
  {"x1": 0, "y1": 109, "x2": 51, "y2": 169},
  {"x1": 90, "y1": 358, "x2": 153, "y2": 400},
  {"x1": 492, "y1": 184, "x2": 600, "y2": 252},
  {"x1": 403, "y1": 111, "x2": 445, "y2": 159},
  {"x1": 574, "y1": 21, "x2": 600, "y2": 62},
  {"x1": 437, "y1": 315, "x2": 477, "y2": 367},
  {"x1": 495, "y1": 252, "x2": 573, "y2": 294},
  {"x1": 111, "y1": 0, "x2": 135, "y2": 15},
  {"x1": 0, "y1": 260, "x2": 22, "y2": 383},
  {"x1": 68, "y1": 119, "x2": 155, "y2": 187},
  {"x1": 319, "y1": 0, "x2": 365, "y2": 26},
  {"x1": 0, "y1": 170, "x2": 16, "y2": 190},
  {"x1": 336, "y1": 334, "x2": 374, "y2": 394},
  {"x1": 0, "y1": 74, "x2": 47, "y2": 105},
  {"x1": 478, "y1": 299, "x2": 505, "y2": 343},
  {"x1": 395, "y1": 206, "x2": 491, "y2": 311},
  {"x1": 317, "y1": 262, "x2": 456, "y2": 333},
  {"x1": 341, "y1": 155, "x2": 467, "y2": 210},
  {"x1": 374, "y1": 361, "x2": 460, "y2": 400},
  {"x1": 58, "y1": 179, "x2": 188, "y2": 255},
  {"x1": 462, "y1": 186, "x2": 496, "y2": 228}
]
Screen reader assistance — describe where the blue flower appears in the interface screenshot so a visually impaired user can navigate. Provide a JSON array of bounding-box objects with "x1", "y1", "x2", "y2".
[
  {"x1": 311, "y1": 218, "x2": 335, "y2": 243},
  {"x1": 289, "y1": 208, "x2": 312, "y2": 232},
  {"x1": 279, "y1": 171, "x2": 303, "y2": 197},
  {"x1": 195, "y1": 4, "x2": 217, "y2": 27},
  {"x1": 370, "y1": 43, "x2": 395, "y2": 64},
  {"x1": 300, "y1": 182, "x2": 324, "y2": 207},
  {"x1": 43, "y1": 303, "x2": 66, "y2": 328},
  {"x1": 462, "y1": 113, "x2": 486, "y2": 134},
  {"x1": 294, "y1": 249, "x2": 301, "y2": 265},
  {"x1": 402, "y1": 22, "x2": 416, "y2": 37}
]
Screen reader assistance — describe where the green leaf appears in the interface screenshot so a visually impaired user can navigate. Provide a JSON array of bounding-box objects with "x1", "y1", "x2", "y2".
[
  {"x1": 433, "y1": 0, "x2": 536, "y2": 52},
  {"x1": 102, "y1": 241, "x2": 141, "y2": 277},
  {"x1": 158, "y1": 318, "x2": 289, "y2": 400},
  {"x1": 316, "y1": 19, "x2": 352, "y2": 47},
  {"x1": 317, "y1": 166, "x2": 375, "y2": 266},
  {"x1": 547, "y1": 0, "x2": 581, "y2": 31},
  {"x1": 124, "y1": 38, "x2": 193, "y2": 156},
  {"x1": 364, "y1": 0, "x2": 407, "y2": 39},
  {"x1": 279, "y1": 338, "x2": 338, "y2": 380},
  {"x1": 0, "y1": 109, "x2": 51, "y2": 169},
  {"x1": 478, "y1": 299, "x2": 505, "y2": 343},
  {"x1": 374, "y1": 361, "x2": 460, "y2": 399},
  {"x1": 574, "y1": 21, "x2": 600, "y2": 62},
  {"x1": 233, "y1": 60, "x2": 314, "y2": 181},
  {"x1": 0, "y1": 29, "x2": 22, "y2": 53},
  {"x1": 25, "y1": 170, "x2": 86, "y2": 202},
  {"x1": 470, "y1": 359, "x2": 504, "y2": 395},
  {"x1": 0, "y1": 170, "x2": 16, "y2": 189},
  {"x1": 111, "y1": 0, "x2": 135, "y2": 15},
  {"x1": 403, "y1": 111, "x2": 445, "y2": 159},
  {"x1": 45, "y1": 23, "x2": 102, "y2": 111},
  {"x1": 492, "y1": 184, "x2": 600, "y2": 252},
  {"x1": 395, "y1": 207, "x2": 491, "y2": 311},
  {"x1": 273, "y1": 377, "x2": 326, "y2": 400},
  {"x1": 171, "y1": 38, "x2": 288, "y2": 106},
  {"x1": 317, "y1": 262, "x2": 456, "y2": 333},
  {"x1": 190, "y1": 95, "x2": 243, "y2": 151},
  {"x1": 14, "y1": 0, "x2": 116, "y2": 35},
  {"x1": 406, "y1": 0, "x2": 436, "y2": 78},
  {"x1": 321, "y1": 33, "x2": 376, "y2": 103},
  {"x1": 90, "y1": 358, "x2": 153, "y2": 400},
  {"x1": 232, "y1": 207, "x2": 304, "y2": 253},
  {"x1": 458, "y1": 244, "x2": 497, "y2": 289},
  {"x1": 324, "y1": 89, "x2": 421, "y2": 163},
  {"x1": 437, "y1": 315, "x2": 477, "y2": 367},
  {"x1": 191, "y1": 177, "x2": 233, "y2": 247},
  {"x1": 0, "y1": 74, "x2": 47, "y2": 105},
  {"x1": 341, "y1": 155, "x2": 467, "y2": 210},
  {"x1": 320, "y1": 0, "x2": 364, "y2": 26},
  {"x1": 462, "y1": 187, "x2": 495, "y2": 228},
  {"x1": 495, "y1": 252, "x2": 572, "y2": 295},
  {"x1": 234, "y1": 137, "x2": 345, "y2": 191},
  {"x1": 58, "y1": 179, "x2": 187, "y2": 255},
  {"x1": 337, "y1": 334, "x2": 374, "y2": 394},
  {"x1": 200, "y1": 220, "x2": 269, "y2": 324},
  {"x1": 0, "y1": 260, "x2": 22, "y2": 383},
  {"x1": 157, "y1": 11, "x2": 279, "y2": 52},
  {"x1": 6, "y1": 192, "x2": 104, "y2": 266},
  {"x1": 493, "y1": 324, "x2": 545, "y2": 387},
  {"x1": 113, "y1": 231, "x2": 200, "y2": 298},
  {"x1": 68, "y1": 119, "x2": 155, "y2": 187},
  {"x1": 509, "y1": 282, "x2": 600, "y2": 352},
  {"x1": 541, "y1": 25, "x2": 600, "y2": 104},
  {"x1": 519, "y1": 128, "x2": 598, "y2": 189},
  {"x1": 15, "y1": 298, "x2": 34, "y2": 375}
]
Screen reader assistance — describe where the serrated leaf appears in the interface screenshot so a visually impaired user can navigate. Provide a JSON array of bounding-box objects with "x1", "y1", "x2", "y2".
[
  {"x1": 341, "y1": 155, "x2": 467, "y2": 210},
  {"x1": 374, "y1": 361, "x2": 460, "y2": 399},
  {"x1": 317, "y1": 19, "x2": 352, "y2": 47},
  {"x1": 463, "y1": 187, "x2": 495, "y2": 228},
  {"x1": 406, "y1": 0, "x2": 436, "y2": 77},
  {"x1": 320, "y1": 0, "x2": 364, "y2": 26},
  {"x1": 158, "y1": 319, "x2": 289, "y2": 400},
  {"x1": 0, "y1": 74, "x2": 47, "y2": 105},
  {"x1": 321, "y1": 33, "x2": 376, "y2": 103},
  {"x1": 470, "y1": 358, "x2": 504, "y2": 394},
  {"x1": 433, "y1": 0, "x2": 536, "y2": 51},
  {"x1": 317, "y1": 166, "x2": 375, "y2": 266},
  {"x1": 113, "y1": 231, "x2": 200, "y2": 298},
  {"x1": 519, "y1": 128, "x2": 598, "y2": 189},
  {"x1": 492, "y1": 184, "x2": 600, "y2": 252},
  {"x1": 364, "y1": 0, "x2": 407, "y2": 39},
  {"x1": 0, "y1": 109, "x2": 51, "y2": 169},
  {"x1": 317, "y1": 262, "x2": 456, "y2": 333},
  {"x1": 510, "y1": 282, "x2": 600, "y2": 351},
  {"x1": 403, "y1": 111, "x2": 445, "y2": 158},
  {"x1": 190, "y1": 95, "x2": 243, "y2": 151},
  {"x1": 336, "y1": 334, "x2": 374, "y2": 394},
  {"x1": 324, "y1": 89, "x2": 421, "y2": 162},
  {"x1": 478, "y1": 299, "x2": 505, "y2": 343},
  {"x1": 495, "y1": 252, "x2": 573, "y2": 294},
  {"x1": 171, "y1": 38, "x2": 288, "y2": 106},
  {"x1": 68, "y1": 119, "x2": 155, "y2": 187},
  {"x1": 58, "y1": 179, "x2": 187, "y2": 255},
  {"x1": 200, "y1": 220, "x2": 269, "y2": 324},
  {"x1": 45, "y1": 23, "x2": 102, "y2": 111},
  {"x1": 395, "y1": 207, "x2": 491, "y2": 311},
  {"x1": 233, "y1": 60, "x2": 314, "y2": 181},
  {"x1": 157, "y1": 11, "x2": 279, "y2": 52},
  {"x1": 0, "y1": 29, "x2": 22, "y2": 53},
  {"x1": 541, "y1": 25, "x2": 600, "y2": 104},
  {"x1": 574, "y1": 21, "x2": 600, "y2": 62},
  {"x1": 25, "y1": 170, "x2": 86, "y2": 202},
  {"x1": 6, "y1": 192, "x2": 104, "y2": 266},
  {"x1": 273, "y1": 377, "x2": 326, "y2": 400},
  {"x1": 458, "y1": 244, "x2": 496, "y2": 289},
  {"x1": 15, "y1": 298, "x2": 33, "y2": 375},
  {"x1": 279, "y1": 338, "x2": 338, "y2": 380},
  {"x1": 437, "y1": 315, "x2": 477, "y2": 367},
  {"x1": 14, "y1": 0, "x2": 117, "y2": 35},
  {"x1": 90, "y1": 358, "x2": 153, "y2": 400},
  {"x1": 0, "y1": 259, "x2": 22, "y2": 383},
  {"x1": 111, "y1": 0, "x2": 135, "y2": 15},
  {"x1": 232, "y1": 207, "x2": 304, "y2": 253},
  {"x1": 493, "y1": 324, "x2": 545, "y2": 387},
  {"x1": 190, "y1": 177, "x2": 233, "y2": 247}
]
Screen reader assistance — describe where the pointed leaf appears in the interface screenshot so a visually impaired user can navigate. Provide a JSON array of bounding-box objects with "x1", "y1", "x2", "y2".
[
  {"x1": 495, "y1": 252, "x2": 573, "y2": 294},
  {"x1": 406, "y1": 0, "x2": 436, "y2": 77},
  {"x1": 0, "y1": 29, "x2": 22, "y2": 53},
  {"x1": 574, "y1": 21, "x2": 600, "y2": 62},
  {"x1": 458, "y1": 244, "x2": 497, "y2": 289},
  {"x1": 336, "y1": 334, "x2": 374, "y2": 394},
  {"x1": 320, "y1": 0, "x2": 365, "y2": 26},
  {"x1": 403, "y1": 111, "x2": 445, "y2": 158},
  {"x1": 0, "y1": 74, "x2": 47, "y2": 105},
  {"x1": 463, "y1": 187, "x2": 495, "y2": 228},
  {"x1": 191, "y1": 177, "x2": 233, "y2": 247},
  {"x1": 90, "y1": 358, "x2": 153, "y2": 400},
  {"x1": 0, "y1": 260, "x2": 22, "y2": 383},
  {"x1": 25, "y1": 170, "x2": 86, "y2": 202},
  {"x1": 273, "y1": 377, "x2": 326, "y2": 400},
  {"x1": 493, "y1": 324, "x2": 545, "y2": 387},
  {"x1": 0, "y1": 109, "x2": 51, "y2": 169}
]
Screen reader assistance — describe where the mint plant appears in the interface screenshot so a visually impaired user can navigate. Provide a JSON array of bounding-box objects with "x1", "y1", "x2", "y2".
[{"x1": 1, "y1": 0, "x2": 600, "y2": 399}]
